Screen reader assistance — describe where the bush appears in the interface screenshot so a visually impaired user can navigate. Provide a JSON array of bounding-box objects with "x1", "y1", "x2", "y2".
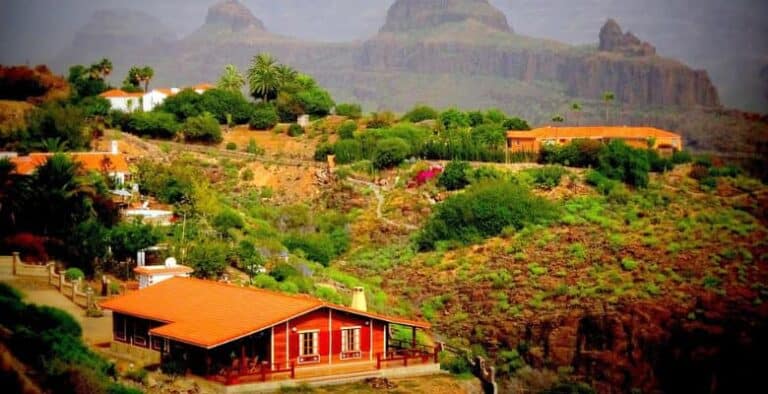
[
  {"x1": 249, "y1": 104, "x2": 279, "y2": 130},
  {"x1": 158, "y1": 89, "x2": 203, "y2": 121},
  {"x1": 438, "y1": 161, "x2": 470, "y2": 190},
  {"x1": 283, "y1": 234, "x2": 336, "y2": 266},
  {"x1": 540, "y1": 139, "x2": 602, "y2": 168},
  {"x1": 647, "y1": 149, "x2": 673, "y2": 173},
  {"x1": 597, "y1": 140, "x2": 650, "y2": 188},
  {"x1": 124, "y1": 111, "x2": 179, "y2": 139},
  {"x1": 585, "y1": 170, "x2": 621, "y2": 195},
  {"x1": 439, "y1": 109, "x2": 470, "y2": 130},
  {"x1": 287, "y1": 123, "x2": 304, "y2": 137},
  {"x1": 182, "y1": 112, "x2": 222, "y2": 143},
  {"x1": 416, "y1": 181, "x2": 557, "y2": 250},
  {"x1": 295, "y1": 88, "x2": 335, "y2": 117},
  {"x1": 226, "y1": 142, "x2": 237, "y2": 150},
  {"x1": 78, "y1": 96, "x2": 111, "y2": 118},
  {"x1": 671, "y1": 150, "x2": 693, "y2": 164},
  {"x1": 367, "y1": 111, "x2": 397, "y2": 129},
  {"x1": 64, "y1": 267, "x2": 85, "y2": 281},
  {"x1": 403, "y1": 105, "x2": 439, "y2": 123},
  {"x1": 503, "y1": 117, "x2": 531, "y2": 131},
  {"x1": 213, "y1": 210, "x2": 245, "y2": 235},
  {"x1": 335, "y1": 103, "x2": 362, "y2": 119},
  {"x1": 199, "y1": 89, "x2": 254, "y2": 124},
  {"x1": 338, "y1": 120, "x2": 357, "y2": 139},
  {"x1": 372, "y1": 137, "x2": 410, "y2": 169},
  {"x1": 314, "y1": 143, "x2": 334, "y2": 161},
  {"x1": 245, "y1": 138, "x2": 264, "y2": 155},
  {"x1": 530, "y1": 166, "x2": 567, "y2": 189},
  {"x1": 25, "y1": 103, "x2": 89, "y2": 150},
  {"x1": 333, "y1": 139, "x2": 362, "y2": 164},
  {"x1": 186, "y1": 242, "x2": 229, "y2": 278}
]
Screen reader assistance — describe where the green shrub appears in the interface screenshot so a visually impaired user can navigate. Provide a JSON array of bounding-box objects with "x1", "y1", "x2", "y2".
[
  {"x1": 183, "y1": 112, "x2": 222, "y2": 143},
  {"x1": 333, "y1": 139, "x2": 362, "y2": 164},
  {"x1": 314, "y1": 143, "x2": 334, "y2": 161},
  {"x1": 338, "y1": 120, "x2": 357, "y2": 139},
  {"x1": 125, "y1": 111, "x2": 180, "y2": 139},
  {"x1": 241, "y1": 168, "x2": 254, "y2": 181},
  {"x1": 287, "y1": 123, "x2": 304, "y2": 137},
  {"x1": 65, "y1": 267, "x2": 85, "y2": 281},
  {"x1": 530, "y1": 166, "x2": 567, "y2": 189},
  {"x1": 283, "y1": 234, "x2": 336, "y2": 266},
  {"x1": 158, "y1": 89, "x2": 202, "y2": 120},
  {"x1": 245, "y1": 138, "x2": 264, "y2": 155},
  {"x1": 186, "y1": 242, "x2": 229, "y2": 279},
  {"x1": 213, "y1": 210, "x2": 244, "y2": 234},
  {"x1": 367, "y1": 111, "x2": 397, "y2": 129},
  {"x1": 621, "y1": 258, "x2": 639, "y2": 271},
  {"x1": 586, "y1": 170, "x2": 621, "y2": 195},
  {"x1": 372, "y1": 137, "x2": 410, "y2": 169},
  {"x1": 597, "y1": 140, "x2": 650, "y2": 188},
  {"x1": 416, "y1": 181, "x2": 557, "y2": 250},
  {"x1": 671, "y1": 150, "x2": 693, "y2": 164},
  {"x1": 226, "y1": 142, "x2": 237, "y2": 150},
  {"x1": 440, "y1": 352, "x2": 471, "y2": 375},
  {"x1": 78, "y1": 96, "x2": 111, "y2": 117},
  {"x1": 403, "y1": 105, "x2": 439, "y2": 123},
  {"x1": 439, "y1": 109, "x2": 470, "y2": 130},
  {"x1": 438, "y1": 161, "x2": 470, "y2": 191},
  {"x1": 199, "y1": 89, "x2": 254, "y2": 124},
  {"x1": 294, "y1": 88, "x2": 334, "y2": 117},
  {"x1": 335, "y1": 103, "x2": 362, "y2": 119},
  {"x1": 539, "y1": 139, "x2": 602, "y2": 168},
  {"x1": 503, "y1": 117, "x2": 530, "y2": 131},
  {"x1": 249, "y1": 104, "x2": 279, "y2": 130},
  {"x1": 647, "y1": 149, "x2": 674, "y2": 172}
]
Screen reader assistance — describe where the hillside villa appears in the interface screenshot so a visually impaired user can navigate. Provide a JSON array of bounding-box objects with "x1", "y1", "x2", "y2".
[
  {"x1": 10, "y1": 141, "x2": 131, "y2": 184},
  {"x1": 507, "y1": 126, "x2": 683, "y2": 154},
  {"x1": 100, "y1": 83, "x2": 214, "y2": 113},
  {"x1": 100, "y1": 278, "x2": 439, "y2": 388}
]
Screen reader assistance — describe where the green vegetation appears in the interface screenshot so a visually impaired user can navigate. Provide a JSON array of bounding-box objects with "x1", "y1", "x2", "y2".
[
  {"x1": 250, "y1": 103, "x2": 279, "y2": 130},
  {"x1": 183, "y1": 112, "x2": 222, "y2": 143},
  {"x1": 438, "y1": 160, "x2": 470, "y2": 190},
  {"x1": 335, "y1": 103, "x2": 362, "y2": 119},
  {"x1": 402, "y1": 105, "x2": 439, "y2": 123},
  {"x1": 0, "y1": 283, "x2": 136, "y2": 393},
  {"x1": 416, "y1": 181, "x2": 557, "y2": 250}
]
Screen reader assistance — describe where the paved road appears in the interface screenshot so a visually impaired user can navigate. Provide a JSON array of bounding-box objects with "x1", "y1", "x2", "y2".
[{"x1": 1, "y1": 278, "x2": 113, "y2": 345}]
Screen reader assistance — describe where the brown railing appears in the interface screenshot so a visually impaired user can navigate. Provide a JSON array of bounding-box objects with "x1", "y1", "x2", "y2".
[
  {"x1": 376, "y1": 347, "x2": 439, "y2": 369},
  {"x1": 207, "y1": 361, "x2": 295, "y2": 386}
]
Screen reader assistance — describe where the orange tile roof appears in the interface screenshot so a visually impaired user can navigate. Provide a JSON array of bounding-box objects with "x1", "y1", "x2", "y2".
[
  {"x1": 507, "y1": 126, "x2": 682, "y2": 140},
  {"x1": 10, "y1": 153, "x2": 130, "y2": 175},
  {"x1": 134, "y1": 265, "x2": 194, "y2": 275},
  {"x1": 192, "y1": 83, "x2": 215, "y2": 91},
  {"x1": 100, "y1": 89, "x2": 145, "y2": 98},
  {"x1": 100, "y1": 277, "x2": 430, "y2": 348}
]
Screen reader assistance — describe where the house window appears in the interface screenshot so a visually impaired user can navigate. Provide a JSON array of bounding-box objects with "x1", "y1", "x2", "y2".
[
  {"x1": 151, "y1": 337, "x2": 169, "y2": 352},
  {"x1": 300, "y1": 331, "x2": 319, "y2": 356},
  {"x1": 340, "y1": 327, "x2": 362, "y2": 360},
  {"x1": 341, "y1": 327, "x2": 360, "y2": 352},
  {"x1": 133, "y1": 320, "x2": 148, "y2": 347}
]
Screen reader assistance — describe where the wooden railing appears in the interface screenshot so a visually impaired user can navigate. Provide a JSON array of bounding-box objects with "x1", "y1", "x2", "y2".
[
  {"x1": 206, "y1": 361, "x2": 296, "y2": 386},
  {"x1": 376, "y1": 346, "x2": 439, "y2": 370}
]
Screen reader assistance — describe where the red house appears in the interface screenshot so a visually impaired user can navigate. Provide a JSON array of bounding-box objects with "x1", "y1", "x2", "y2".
[{"x1": 100, "y1": 277, "x2": 438, "y2": 387}]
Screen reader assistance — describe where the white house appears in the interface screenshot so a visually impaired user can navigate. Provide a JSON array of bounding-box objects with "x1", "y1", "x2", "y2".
[
  {"x1": 134, "y1": 257, "x2": 193, "y2": 290},
  {"x1": 101, "y1": 84, "x2": 213, "y2": 113},
  {"x1": 100, "y1": 89, "x2": 145, "y2": 112}
]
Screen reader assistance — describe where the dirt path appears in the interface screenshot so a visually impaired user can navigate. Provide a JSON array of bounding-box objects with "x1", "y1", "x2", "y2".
[
  {"x1": 2, "y1": 278, "x2": 113, "y2": 345},
  {"x1": 347, "y1": 177, "x2": 419, "y2": 231}
]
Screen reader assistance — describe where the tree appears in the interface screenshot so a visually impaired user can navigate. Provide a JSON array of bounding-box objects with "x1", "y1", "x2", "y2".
[
  {"x1": 90, "y1": 58, "x2": 113, "y2": 80},
  {"x1": 249, "y1": 103, "x2": 279, "y2": 130},
  {"x1": 123, "y1": 66, "x2": 154, "y2": 93},
  {"x1": 217, "y1": 64, "x2": 245, "y2": 92},
  {"x1": 403, "y1": 105, "x2": 439, "y2": 123},
  {"x1": 551, "y1": 114, "x2": 565, "y2": 124},
  {"x1": 199, "y1": 89, "x2": 253, "y2": 124},
  {"x1": 602, "y1": 91, "x2": 615, "y2": 123},
  {"x1": 108, "y1": 221, "x2": 160, "y2": 262},
  {"x1": 335, "y1": 103, "x2": 362, "y2": 119},
  {"x1": 186, "y1": 242, "x2": 229, "y2": 279},
  {"x1": 183, "y1": 112, "x2": 222, "y2": 143},
  {"x1": 158, "y1": 89, "x2": 203, "y2": 121},
  {"x1": 597, "y1": 140, "x2": 650, "y2": 188},
  {"x1": 570, "y1": 102, "x2": 582, "y2": 126},
  {"x1": 67, "y1": 65, "x2": 108, "y2": 100},
  {"x1": 247, "y1": 53, "x2": 280, "y2": 102},
  {"x1": 439, "y1": 109, "x2": 470, "y2": 130},
  {"x1": 372, "y1": 138, "x2": 410, "y2": 169},
  {"x1": 237, "y1": 240, "x2": 264, "y2": 284}
]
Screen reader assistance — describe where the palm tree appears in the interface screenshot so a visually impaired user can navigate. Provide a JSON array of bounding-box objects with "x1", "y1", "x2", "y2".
[
  {"x1": 247, "y1": 53, "x2": 280, "y2": 102},
  {"x1": 275, "y1": 64, "x2": 298, "y2": 85},
  {"x1": 137, "y1": 66, "x2": 154, "y2": 93},
  {"x1": 35, "y1": 137, "x2": 69, "y2": 152},
  {"x1": 570, "y1": 102, "x2": 582, "y2": 126},
  {"x1": 551, "y1": 114, "x2": 565, "y2": 124},
  {"x1": 217, "y1": 64, "x2": 245, "y2": 92},
  {"x1": 602, "y1": 91, "x2": 615, "y2": 123}
]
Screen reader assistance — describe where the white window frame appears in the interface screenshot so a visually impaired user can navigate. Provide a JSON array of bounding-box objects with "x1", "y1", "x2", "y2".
[
  {"x1": 341, "y1": 326, "x2": 361, "y2": 352},
  {"x1": 299, "y1": 330, "x2": 320, "y2": 356}
]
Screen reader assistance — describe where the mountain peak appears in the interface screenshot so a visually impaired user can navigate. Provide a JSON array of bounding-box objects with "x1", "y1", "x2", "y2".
[
  {"x1": 380, "y1": 0, "x2": 512, "y2": 34},
  {"x1": 205, "y1": 0, "x2": 266, "y2": 32},
  {"x1": 599, "y1": 18, "x2": 656, "y2": 57}
]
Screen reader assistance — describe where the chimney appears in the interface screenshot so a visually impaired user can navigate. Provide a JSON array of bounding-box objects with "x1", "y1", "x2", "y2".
[
  {"x1": 350, "y1": 287, "x2": 367, "y2": 312},
  {"x1": 111, "y1": 140, "x2": 119, "y2": 154}
]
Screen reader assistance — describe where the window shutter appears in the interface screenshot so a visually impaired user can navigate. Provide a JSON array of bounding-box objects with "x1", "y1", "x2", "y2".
[
  {"x1": 341, "y1": 329, "x2": 348, "y2": 352},
  {"x1": 354, "y1": 328, "x2": 360, "y2": 351},
  {"x1": 313, "y1": 332, "x2": 319, "y2": 355}
]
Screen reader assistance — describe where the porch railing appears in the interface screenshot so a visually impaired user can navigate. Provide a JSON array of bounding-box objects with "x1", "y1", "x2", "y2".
[
  {"x1": 376, "y1": 346, "x2": 439, "y2": 369},
  {"x1": 207, "y1": 361, "x2": 295, "y2": 386}
]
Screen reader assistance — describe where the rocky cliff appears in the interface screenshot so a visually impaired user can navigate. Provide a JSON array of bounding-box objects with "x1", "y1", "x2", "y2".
[
  {"x1": 204, "y1": 0, "x2": 266, "y2": 32},
  {"x1": 380, "y1": 0, "x2": 511, "y2": 33}
]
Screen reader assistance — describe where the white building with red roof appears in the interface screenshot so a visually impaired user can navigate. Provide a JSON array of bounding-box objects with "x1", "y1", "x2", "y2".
[{"x1": 100, "y1": 84, "x2": 214, "y2": 113}]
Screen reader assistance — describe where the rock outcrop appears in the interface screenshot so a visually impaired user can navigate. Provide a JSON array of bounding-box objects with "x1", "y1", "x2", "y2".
[
  {"x1": 380, "y1": 0, "x2": 512, "y2": 33},
  {"x1": 599, "y1": 19, "x2": 656, "y2": 57},
  {"x1": 204, "y1": 0, "x2": 266, "y2": 32}
]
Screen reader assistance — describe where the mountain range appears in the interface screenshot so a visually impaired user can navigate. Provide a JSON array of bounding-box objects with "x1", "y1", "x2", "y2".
[{"x1": 2, "y1": 0, "x2": 766, "y2": 113}]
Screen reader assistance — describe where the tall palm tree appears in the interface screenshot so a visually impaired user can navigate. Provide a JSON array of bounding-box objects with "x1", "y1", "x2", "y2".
[
  {"x1": 275, "y1": 64, "x2": 298, "y2": 85},
  {"x1": 247, "y1": 53, "x2": 280, "y2": 102},
  {"x1": 138, "y1": 66, "x2": 154, "y2": 93},
  {"x1": 602, "y1": 91, "x2": 615, "y2": 123},
  {"x1": 35, "y1": 137, "x2": 69, "y2": 153},
  {"x1": 217, "y1": 64, "x2": 245, "y2": 92},
  {"x1": 570, "y1": 102, "x2": 582, "y2": 126}
]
